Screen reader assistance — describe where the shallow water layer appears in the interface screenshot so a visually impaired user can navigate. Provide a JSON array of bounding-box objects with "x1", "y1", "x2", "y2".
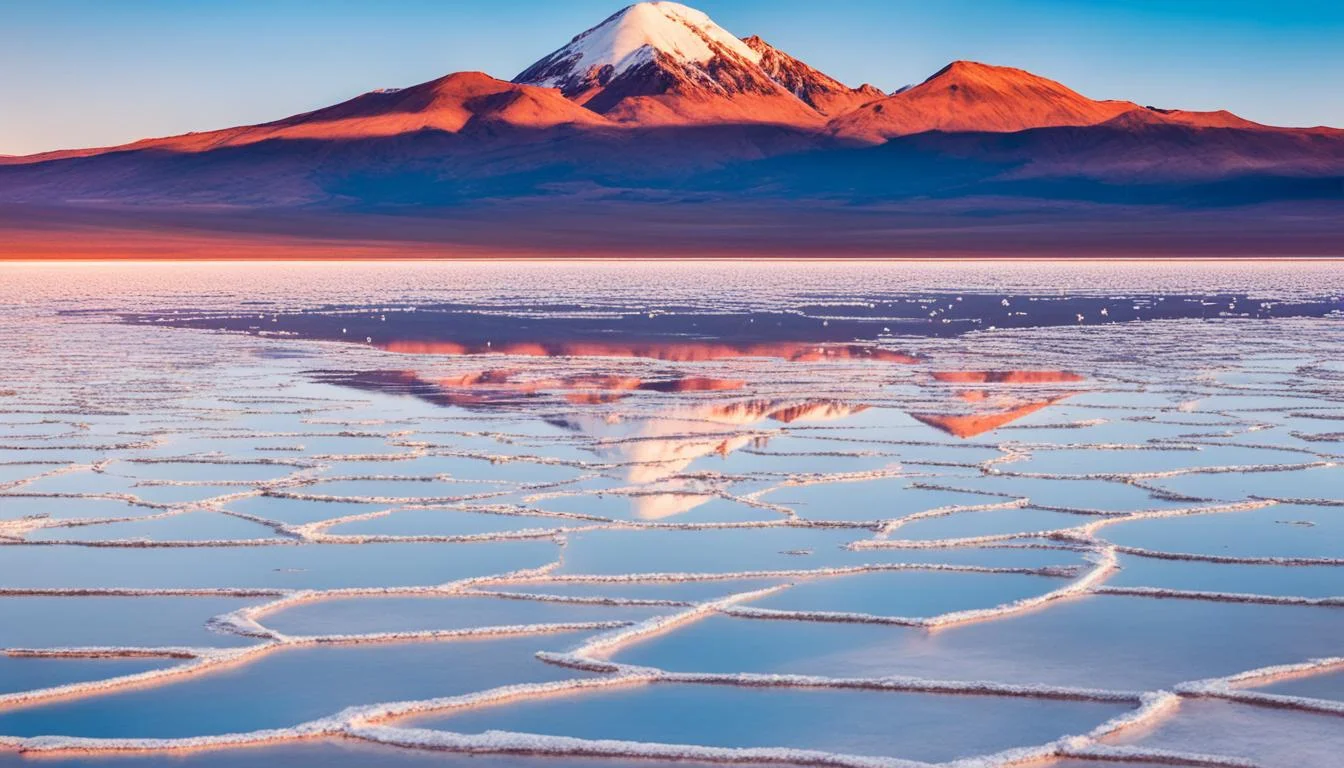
[
  {"x1": 408, "y1": 681, "x2": 1130, "y2": 763},
  {"x1": 0, "y1": 261, "x2": 1340, "y2": 766}
]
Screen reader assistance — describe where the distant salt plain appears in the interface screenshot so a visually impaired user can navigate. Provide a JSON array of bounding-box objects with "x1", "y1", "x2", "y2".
[{"x1": 0, "y1": 261, "x2": 1341, "y2": 768}]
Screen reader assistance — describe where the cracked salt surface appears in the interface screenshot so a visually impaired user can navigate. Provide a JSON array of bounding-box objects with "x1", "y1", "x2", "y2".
[
  {"x1": 1107, "y1": 556, "x2": 1344, "y2": 599},
  {"x1": 0, "y1": 657, "x2": 184, "y2": 698},
  {"x1": 0, "y1": 261, "x2": 1341, "y2": 767},
  {"x1": 1101, "y1": 502, "x2": 1344, "y2": 560},
  {"x1": 261, "y1": 594, "x2": 673, "y2": 637},
  {"x1": 0, "y1": 597, "x2": 268, "y2": 649},
  {"x1": 1253, "y1": 668, "x2": 1344, "y2": 702},
  {"x1": 609, "y1": 596, "x2": 1344, "y2": 691},
  {"x1": 0, "y1": 632, "x2": 601, "y2": 739},
  {"x1": 1105, "y1": 699, "x2": 1344, "y2": 767},
  {"x1": 407, "y1": 682, "x2": 1131, "y2": 764},
  {"x1": 25, "y1": 511, "x2": 285, "y2": 543},
  {"x1": 0, "y1": 743, "x2": 709, "y2": 768}
]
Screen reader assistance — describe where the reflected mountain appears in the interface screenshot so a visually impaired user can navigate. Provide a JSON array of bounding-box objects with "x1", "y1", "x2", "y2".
[
  {"x1": 309, "y1": 369, "x2": 747, "y2": 409},
  {"x1": 932, "y1": 370, "x2": 1085, "y2": 384},
  {"x1": 312, "y1": 367, "x2": 870, "y2": 499},
  {"x1": 912, "y1": 398, "x2": 1071, "y2": 439},
  {"x1": 380, "y1": 340, "x2": 917, "y2": 364},
  {"x1": 914, "y1": 369, "x2": 1087, "y2": 438},
  {"x1": 553, "y1": 398, "x2": 872, "y2": 485},
  {"x1": 310, "y1": 356, "x2": 1084, "y2": 520}
]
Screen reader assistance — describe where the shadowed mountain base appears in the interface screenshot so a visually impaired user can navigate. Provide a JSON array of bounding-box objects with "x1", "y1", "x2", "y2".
[{"x1": 3, "y1": 200, "x2": 1342, "y2": 259}]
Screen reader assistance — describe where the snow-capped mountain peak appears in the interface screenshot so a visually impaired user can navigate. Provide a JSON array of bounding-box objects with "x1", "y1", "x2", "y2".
[{"x1": 516, "y1": 2, "x2": 762, "y2": 97}]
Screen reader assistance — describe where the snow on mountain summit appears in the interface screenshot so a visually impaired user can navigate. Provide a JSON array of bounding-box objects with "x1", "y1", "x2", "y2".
[
  {"x1": 515, "y1": 2, "x2": 762, "y2": 97},
  {"x1": 512, "y1": 2, "x2": 870, "y2": 126}
]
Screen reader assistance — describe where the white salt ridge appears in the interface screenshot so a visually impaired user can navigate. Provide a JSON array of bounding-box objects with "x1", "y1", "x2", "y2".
[
  {"x1": 5, "y1": 646, "x2": 210, "y2": 659},
  {"x1": 285, "y1": 620, "x2": 633, "y2": 647},
  {"x1": 1060, "y1": 743, "x2": 1260, "y2": 767},
  {"x1": 294, "y1": 503, "x2": 604, "y2": 544},
  {"x1": 1175, "y1": 657, "x2": 1344, "y2": 717},
  {"x1": 1255, "y1": 494, "x2": 1344, "y2": 506},
  {"x1": 3, "y1": 490, "x2": 175, "y2": 510},
  {"x1": 513, "y1": 562, "x2": 1077, "y2": 585},
  {"x1": 1, "y1": 603, "x2": 629, "y2": 711},
  {"x1": 715, "y1": 544, "x2": 1106, "y2": 630},
  {"x1": 266, "y1": 474, "x2": 531, "y2": 506},
  {"x1": 874, "y1": 497, "x2": 1032, "y2": 535},
  {"x1": 851, "y1": 532, "x2": 1078, "y2": 549},
  {"x1": 0, "y1": 462, "x2": 91, "y2": 491},
  {"x1": 643, "y1": 671, "x2": 1143, "y2": 703},
  {"x1": 1112, "y1": 545, "x2": 1344, "y2": 566},
  {"x1": 0, "y1": 586, "x2": 289, "y2": 597},
  {"x1": 1096, "y1": 585, "x2": 1344, "y2": 607},
  {"x1": 0, "y1": 644, "x2": 266, "y2": 710},
  {"x1": 18, "y1": 537, "x2": 292, "y2": 548},
  {"x1": 462, "y1": 588, "x2": 693, "y2": 607},
  {"x1": 349, "y1": 723, "x2": 936, "y2": 768},
  {"x1": 545, "y1": 585, "x2": 789, "y2": 665}
]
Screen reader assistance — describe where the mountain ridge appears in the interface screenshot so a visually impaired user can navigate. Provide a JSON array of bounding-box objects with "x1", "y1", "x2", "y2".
[
  {"x1": 4, "y1": 2, "x2": 1335, "y2": 162},
  {"x1": 1, "y1": 1, "x2": 1341, "y2": 258}
]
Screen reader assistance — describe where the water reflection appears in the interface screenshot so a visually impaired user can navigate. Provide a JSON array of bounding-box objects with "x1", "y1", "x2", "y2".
[
  {"x1": 309, "y1": 326, "x2": 1088, "y2": 524},
  {"x1": 913, "y1": 397, "x2": 1071, "y2": 439},
  {"x1": 314, "y1": 362, "x2": 1081, "y2": 454},
  {"x1": 311, "y1": 369, "x2": 752, "y2": 407},
  {"x1": 932, "y1": 371, "x2": 1084, "y2": 384},
  {"x1": 554, "y1": 399, "x2": 873, "y2": 485},
  {"x1": 381, "y1": 340, "x2": 918, "y2": 364}
]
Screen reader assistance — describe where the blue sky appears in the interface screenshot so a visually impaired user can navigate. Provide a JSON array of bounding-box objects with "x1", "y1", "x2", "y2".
[{"x1": 4, "y1": 0, "x2": 1343, "y2": 154}]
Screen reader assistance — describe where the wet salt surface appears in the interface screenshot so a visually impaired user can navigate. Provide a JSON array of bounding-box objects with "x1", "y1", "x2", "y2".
[
  {"x1": 1106, "y1": 699, "x2": 1344, "y2": 767},
  {"x1": 262, "y1": 595, "x2": 671, "y2": 636},
  {"x1": 320, "y1": 507, "x2": 584, "y2": 538},
  {"x1": 0, "y1": 634, "x2": 598, "y2": 739},
  {"x1": 1101, "y1": 503, "x2": 1344, "y2": 560},
  {"x1": 552, "y1": 527, "x2": 1086, "y2": 575},
  {"x1": 0, "y1": 541, "x2": 557, "y2": 590},
  {"x1": 0, "y1": 261, "x2": 1341, "y2": 767},
  {"x1": 408, "y1": 682, "x2": 1130, "y2": 763},
  {"x1": 0, "y1": 596, "x2": 266, "y2": 649},
  {"x1": 1108, "y1": 555, "x2": 1344, "y2": 598},
  {"x1": 520, "y1": 492, "x2": 774, "y2": 524},
  {"x1": 1254, "y1": 668, "x2": 1344, "y2": 701},
  {"x1": 25, "y1": 511, "x2": 284, "y2": 543},
  {"x1": 741, "y1": 570, "x2": 1060, "y2": 618},
  {"x1": 610, "y1": 597, "x2": 1344, "y2": 690},
  {"x1": 758, "y1": 479, "x2": 1007, "y2": 523},
  {"x1": 0, "y1": 657, "x2": 179, "y2": 697},
  {"x1": 0, "y1": 742, "x2": 712, "y2": 768}
]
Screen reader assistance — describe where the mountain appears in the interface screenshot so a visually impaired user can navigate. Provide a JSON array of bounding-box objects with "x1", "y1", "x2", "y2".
[
  {"x1": 512, "y1": 1, "x2": 850, "y2": 126},
  {"x1": 4, "y1": 72, "x2": 613, "y2": 166},
  {"x1": 1, "y1": 1, "x2": 1341, "y2": 258},
  {"x1": 827, "y1": 60, "x2": 1305, "y2": 144},
  {"x1": 829, "y1": 61, "x2": 1140, "y2": 143},
  {"x1": 507, "y1": 3, "x2": 880, "y2": 125}
]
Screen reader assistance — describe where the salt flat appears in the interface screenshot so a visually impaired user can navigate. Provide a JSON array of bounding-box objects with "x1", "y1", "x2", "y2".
[{"x1": 0, "y1": 261, "x2": 1340, "y2": 767}]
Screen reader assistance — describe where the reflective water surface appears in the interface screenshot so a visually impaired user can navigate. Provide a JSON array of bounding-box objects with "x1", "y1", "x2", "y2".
[{"x1": 0, "y1": 261, "x2": 1340, "y2": 767}]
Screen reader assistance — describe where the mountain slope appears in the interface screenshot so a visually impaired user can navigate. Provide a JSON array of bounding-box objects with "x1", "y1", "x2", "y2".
[
  {"x1": 513, "y1": 1, "x2": 827, "y2": 126},
  {"x1": 4, "y1": 72, "x2": 613, "y2": 166},
  {"x1": 742, "y1": 35, "x2": 884, "y2": 116},
  {"x1": 828, "y1": 61, "x2": 1140, "y2": 143}
]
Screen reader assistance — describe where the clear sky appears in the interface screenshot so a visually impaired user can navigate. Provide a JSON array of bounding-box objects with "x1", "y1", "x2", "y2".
[{"x1": 4, "y1": 0, "x2": 1343, "y2": 155}]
